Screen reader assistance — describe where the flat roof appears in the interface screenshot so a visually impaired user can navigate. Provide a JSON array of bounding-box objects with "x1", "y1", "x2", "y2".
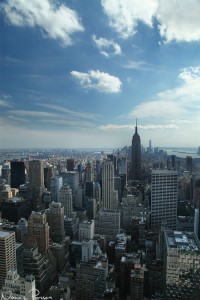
[{"x1": 0, "y1": 230, "x2": 14, "y2": 238}]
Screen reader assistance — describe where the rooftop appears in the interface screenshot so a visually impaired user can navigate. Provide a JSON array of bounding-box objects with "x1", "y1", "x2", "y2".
[{"x1": 165, "y1": 230, "x2": 200, "y2": 252}]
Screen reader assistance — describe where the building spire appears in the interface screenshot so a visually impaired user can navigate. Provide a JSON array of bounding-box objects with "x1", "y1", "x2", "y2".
[{"x1": 135, "y1": 118, "x2": 137, "y2": 133}]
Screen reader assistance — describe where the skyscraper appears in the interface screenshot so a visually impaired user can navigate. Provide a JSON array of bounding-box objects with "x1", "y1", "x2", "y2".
[
  {"x1": 49, "y1": 202, "x2": 65, "y2": 243},
  {"x1": 0, "y1": 231, "x2": 17, "y2": 288},
  {"x1": 50, "y1": 176, "x2": 63, "y2": 202},
  {"x1": 151, "y1": 169, "x2": 178, "y2": 230},
  {"x1": 131, "y1": 120, "x2": 141, "y2": 181},
  {"x1": 59, "y1": 184, "x2": 74, "y2": 217},
  {"x1": 27, "y1": 211, "x2": 49, "y2": 254},
  {"x1": 102, "y1": 159, "x2": 118, "y2": 210},
  {"x1": 28, "y1": 160, "x2": 45, "y2": 208},
  {"x1": 11, "y1": 161, "x2": 26, "y2": 188}
]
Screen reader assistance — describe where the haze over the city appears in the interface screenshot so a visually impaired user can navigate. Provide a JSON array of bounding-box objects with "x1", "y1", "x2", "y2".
[{"x1": 1, "y1": 0, "x2": 200, "y2": 149}]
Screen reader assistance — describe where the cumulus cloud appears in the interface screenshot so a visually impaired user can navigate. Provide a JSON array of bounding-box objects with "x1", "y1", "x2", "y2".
[
  {"x1": 157, "y1": 0, "x2": 200, "y2": 43},
  {"x1": 101, "y1": 0, "x2": 158, "y2": 39},
  {"x1": 1, "y1": 0, "x2": 84, "y2": 46},
  {"x1": 71, "y1": 70, "x2": 122, "y2": 93},
  {"x1": 92, "y1": 35, "x2": 121, "y2": 57},
  {"x1": 101, "y1": 0, "x2": 200, "y2": 43}
]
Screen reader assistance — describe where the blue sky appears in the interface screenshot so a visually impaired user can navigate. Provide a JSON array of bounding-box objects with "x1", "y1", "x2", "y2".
[{"x1": 1, "y1": 0, "x2": 200, "y2": 149}]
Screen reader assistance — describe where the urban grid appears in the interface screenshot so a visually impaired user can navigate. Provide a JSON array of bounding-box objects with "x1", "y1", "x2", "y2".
[{"x1": 0, "y1": 124, "x2": 200, "y2": 300}]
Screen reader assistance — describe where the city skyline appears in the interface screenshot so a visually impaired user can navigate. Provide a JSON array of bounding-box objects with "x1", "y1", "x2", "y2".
[{"x1": 1, "y1": 0, "x2": 200, "y2": 148}]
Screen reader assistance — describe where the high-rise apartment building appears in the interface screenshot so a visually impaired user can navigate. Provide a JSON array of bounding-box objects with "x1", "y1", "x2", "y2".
[
  {"x1": 131, "y1": 121, "x2": 141, "y2": 181},
  {"x1": 49, "y1": 202, "x2": 65, "y2": 243},
  {"x1": 164, "y1": 230, "x2": 200, "y2": 299},
  {"x1": 0, "y1": 230, "x2": 17, "y2": 288},
  {"x1": 102, "y1": 159, "x2": 118, "y2": 210},
  {"x1": 151, "y1": 169, "x2": 178, "y2": 230},
  {"x1": 11, "y1": 161, "x2": 26, "y2": 188},
  {"x1": 27, "y1": 211, "x2": 49, "y2": 254}
]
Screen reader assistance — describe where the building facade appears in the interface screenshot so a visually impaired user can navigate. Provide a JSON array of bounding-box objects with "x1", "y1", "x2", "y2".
[
  {"x1": 151, "y1": 169, "x2": 178, "y2": 230},
  {"x1": 0, "y1": 231, "x2": 17, "y2": 288}
]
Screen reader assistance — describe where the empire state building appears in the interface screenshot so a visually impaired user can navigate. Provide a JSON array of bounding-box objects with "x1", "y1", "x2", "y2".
[{"x1": 131, "y1": 121, "x2": 141, "y2": 181}]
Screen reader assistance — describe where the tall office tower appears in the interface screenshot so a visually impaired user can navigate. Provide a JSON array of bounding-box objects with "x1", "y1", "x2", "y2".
[
  {"x1": 0, "y1": 230, "x2": 17, "y2": 288},
  {"x1": 66, "y1": 158, "x2": 75, "y2": 171},
  {"x1": 44, "y1": 165, "x2": 54, "y2": 191},
  {"x1": 171, "y1": 155, "x2": 176, "y2": 170},
  {"x1": 1, "y1": 270, "x2": 36, "y2": 300},
  {"x1": 131, "y1": 121, "x2": 141, "y2": 181},
  {"x1": 10, "y1": 161, "x2": 26, "y2": 188},
  {"x1": 27, "y1": 211, "x2": 49, "y2": 254},
  {"x1": 102, "y1": 159, "x2": 118, "y2": 210},
  {"x1": 60, "y1": 171, "x2": 79, "y2": 204},
  {"x1": 95, "y1": 209, "x2": 120, "y2": 242},
  {"x1": 151, "y1": 169, "x2": 178, "y2": 230},
  {"x1": 79, "y1": 219, "x2": 94, "y2": 242},
  {"x1": 28, "y1": 160, "x2": 45, "y2": 208},
  {"x1": 59, "y1": 184, "x2": 74, "y2": 217},
  {"x1": 164, "y1": 230, "x2": 200, "y2": 299},
  {"x1": 49, "y1": 202, "x2": 65, "y2": 243},
  {"x1": 85, "y1": 161, "x2": 94, "y2": 182},
  {"x1": 50, "y1": 176, "x2": 63, "y2": 202},
  {"x1": 186, "y1": 156, "x2": 193, "y2": 175}
]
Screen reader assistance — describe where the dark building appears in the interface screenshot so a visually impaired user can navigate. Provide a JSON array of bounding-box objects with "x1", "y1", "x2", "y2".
[
  {"x1": 0, "y1": 198, "x2": 32, "y2": 224},
  {"x1": 66, "y1": 159, "x2": 75, "y2": 171},
  {"x1": 11, "y1": 161, "x2": 26, "y2": 188},
  {"x1": 131, "y1": 121, "x2": 141, "y2": 181}
]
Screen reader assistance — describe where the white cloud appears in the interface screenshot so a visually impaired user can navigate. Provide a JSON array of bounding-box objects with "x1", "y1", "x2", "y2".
[
  {"x1": 92, "y1": 35, "x2": 121, "y2": 57},
  {"x1": 99, "y1": 124, "x2": 133, "y2": 130},
  {"x1": 71, "y1": 70, "x2": 122, "y2": 93},
  {"x1": 98, "y1": 123, "x2": 178, "y2": 131},
  {"x1": 0, "y1": 99, "x2": 12, "y2": 107},
  {"x1": 101, "y1": 0, "x2": 158, "y2": 39},
  {"x1": 129, "y1": 66, "x2": 200, "y2": 123},
  {"x1": 122, "y1": 60, "x2": 146, "y2": 70},
  {"x1": 1, "y1": 0, "x2": 84, "y2": 46},
  {"x1": 157, "y1": 0, "x2": 200, "y2": 43},
  {"x1": 101, "y1": 0, "x2": 200, "y2": 43},
  {"x1": 9, "y1": 110, "x2": 61, "y2": 118}
]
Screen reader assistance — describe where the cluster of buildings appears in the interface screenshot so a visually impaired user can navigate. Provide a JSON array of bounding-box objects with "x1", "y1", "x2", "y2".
[{"x1": 0, "y1": 123, "x2": 200, "y2": 299}]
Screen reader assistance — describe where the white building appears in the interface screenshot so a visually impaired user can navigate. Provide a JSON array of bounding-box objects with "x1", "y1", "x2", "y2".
[
  {"x1": 82, "y1": 239, "x2": 94, "y2": 262},
  {"x1": 1, "y1": 269, "x2": 35, "y2": 300},
  {"x1": 151, "y1": 169, "x2": 178, "y2": 230},
  {"x1": 79, "y1": 219, "x2": 94, "y2": 242}
]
